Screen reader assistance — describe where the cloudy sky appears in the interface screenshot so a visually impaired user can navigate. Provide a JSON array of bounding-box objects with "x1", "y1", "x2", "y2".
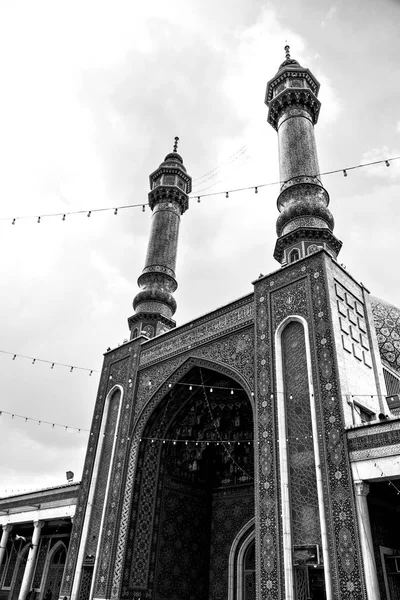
[{"x1": 0, "y1": 0, "x2": 398, "y2": 496}]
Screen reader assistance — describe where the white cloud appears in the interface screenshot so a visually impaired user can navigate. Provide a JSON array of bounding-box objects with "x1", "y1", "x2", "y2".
[{"x1": 321, "y1": 5, "x2": 338, "y2": 27}]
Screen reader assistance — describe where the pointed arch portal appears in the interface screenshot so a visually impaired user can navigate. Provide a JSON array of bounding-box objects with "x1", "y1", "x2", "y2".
[
  {"x1": 42, "y1": 541, "x2": 67, "y2": 600},
  {"x1": 124, "y1": 364, "x2": 256, "y2": 600}
]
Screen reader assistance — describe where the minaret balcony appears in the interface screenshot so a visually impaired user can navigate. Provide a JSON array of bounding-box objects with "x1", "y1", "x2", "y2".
[{"x1": 267, "y1": 88, "x2": 321, "y2": 129}]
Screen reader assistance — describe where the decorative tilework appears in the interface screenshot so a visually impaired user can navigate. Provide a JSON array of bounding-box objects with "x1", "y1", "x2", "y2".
[
  {"x1": 310, "y1": 256, "x2": 367, "y2": 600},
  {"x1": 347, "y1": 423, "x2": 400, "y2": 452},
  {"x1": 370, "y1": 296, "x2": 400, "y2": 375},
  {"x1": 139, "y1": 296, "x2": 253, "y2": 367},
  {"x1": 93, "y1": 347, "x2": 142, "y2": 599},
  {"x1": 254, "y1": 254, "x2": 367, "y2": 600},
  {"x1": 209, "y1": 492, "x2": 254, "y2": 599},
  {"x1": 281, "y1": 321, "x2": 321, "y2": 547},
  {"x1": 60, "y1": 342, "x2": 140, "y2": 599},
  {"x1": 254, "y1": 285, "x2": 281, "y2": 600},
  {"x1": 134, "y1": 329, "x2": 254, "y2": 421}
]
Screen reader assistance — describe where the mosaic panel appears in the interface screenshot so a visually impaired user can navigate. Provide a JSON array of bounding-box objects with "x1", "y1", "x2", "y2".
[
  {"x1": 370, "y1": 296, "x2": 400, "y2": 375},
  {"x1": 254, "y1": 263, "x2": 314, "y2": 600},
  {"x1": 84, "y1": 389, "x2": 121, "y2": 559},
  {"x1": 309, "y1": 255, "x2": 366, "y2": 599},
  {"x1": 134, "y1": 329, "x2": 254, "y2": 421},
  {"x1": 153, "y1": 484, "x2": 210, "y2": 600},
  {"x1": 254, "y1": 282, "x2": 281, "y2": 600},
  {"x1": 255, "y1": 254, "x2": 367, "y2": 600},
  {"x1": 93, "y1": 345, "x2": 142, "y2": 598},
  {"x1": 209, "y1": 491, "x2": 254, "y2": 600},
  {"x1": 347, "y1": 422, "x2": 400, "y2": 451},
  {"x1": 139, "y1": 296, "x2": 253, "y2": 367},
  {"x1": 128, "y1": 439, "x2": 162, "y2": 590},
  {"x1": 60, "y1": 342, "x2": 139, "y2": 598},
  {"x1": 281, "y1": 321, "x2": 321, "y2": 547}
]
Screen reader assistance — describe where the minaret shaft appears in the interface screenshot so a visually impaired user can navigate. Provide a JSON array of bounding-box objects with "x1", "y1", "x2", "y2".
[
  {"x1": 278, "y1": 107, "x2": 320, "y2": 182},
  {"x1": 144, "y1": 202, "x2": 181, "y2": 276}
]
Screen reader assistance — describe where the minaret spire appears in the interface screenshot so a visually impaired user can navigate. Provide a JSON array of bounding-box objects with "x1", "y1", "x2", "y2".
[
  {"x1": 265, "y1": 47, "x2": 342, "y2": 264},
  {"x1": 128, "y1": 139, "x2": 192, "y2": 339}
]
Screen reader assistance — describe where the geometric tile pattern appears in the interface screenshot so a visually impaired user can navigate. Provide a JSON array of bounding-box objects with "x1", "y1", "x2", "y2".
[
  {"x1": 281, "y1": 321, "x2": 321, "y2": 547},
  {"x1": 60, "y1": 341, "x2": 138, "y2": 599},
  {"x1": 254, "y1": 252, "x2": 368, "y2": 600},
  {"x1": 370, "y1": 296, "x2": 400, "y2": 375},
  {"x1": 139, "y1": 295, "x2": 254, "y2": 368}
]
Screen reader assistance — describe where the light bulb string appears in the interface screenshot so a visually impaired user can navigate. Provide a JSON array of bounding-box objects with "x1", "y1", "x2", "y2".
[
  {"x1": 1, "y1": 344, "x2": 395, "y2": 400},
  {"x1": 0, "y1": 349, "x2": 100, "y2": 375},
  {"x1": 0, "y1": 408, "x2": 89, "y2": 433},
  {"x1": 1, "y1": 155, "x2": 398, "y2": 224}
]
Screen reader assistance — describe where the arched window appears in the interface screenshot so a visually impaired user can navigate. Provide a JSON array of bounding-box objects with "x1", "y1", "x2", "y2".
[
  {"x1": 289, "y1": 248, "x2": 300, "y2": 263},
  {"x1": 43, "y1": 542, "x2": 67, "y2": 600}
]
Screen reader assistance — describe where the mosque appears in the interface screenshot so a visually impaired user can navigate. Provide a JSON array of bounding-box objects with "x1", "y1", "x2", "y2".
[{"x1": 1, "y1": 47, "x2": 400, "y2": 600}]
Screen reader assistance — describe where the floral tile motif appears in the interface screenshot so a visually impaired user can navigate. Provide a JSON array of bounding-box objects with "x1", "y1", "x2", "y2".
[{"x1": 370, "y1": 296, "x2": 400, "y2": 374}]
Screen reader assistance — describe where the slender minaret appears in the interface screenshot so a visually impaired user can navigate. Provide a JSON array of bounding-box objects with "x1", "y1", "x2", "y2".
[
  {"x1": 128, "y1": 137, "x2": 192, "y2": 339},
  {"x1": 265, "y1": 45, "x2": 342, "y2": 265}
]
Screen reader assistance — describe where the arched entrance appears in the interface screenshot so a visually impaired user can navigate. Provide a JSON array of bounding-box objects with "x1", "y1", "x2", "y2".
[
  {"x1": 125, "y1": 364, "x2": 255, "y2": 600},
  {"x1": 42, "y1": 542, "x2": 66, "y2": 600}
]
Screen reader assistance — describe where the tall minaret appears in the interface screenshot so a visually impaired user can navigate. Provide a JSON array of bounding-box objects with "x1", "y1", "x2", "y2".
[
  {"x1": 265, "y1": 45, "x2": 342, "y2": 265},
  {"x1": 128, "y1": 137, "x2": 192, "y2": 339}
]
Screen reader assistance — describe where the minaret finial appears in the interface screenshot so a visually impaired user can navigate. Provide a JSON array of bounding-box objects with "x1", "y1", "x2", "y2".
[
  {"x1": 173, "y1": 136, "x2": 179, "y2": 153},
  {"x1": 284, "y1": 43, "x2": 290, "y2": 60}
]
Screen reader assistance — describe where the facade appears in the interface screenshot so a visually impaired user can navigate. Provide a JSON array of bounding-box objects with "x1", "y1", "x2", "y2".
[
  {"x1": 0, "y1": 484, "x2": 78, "y2": 600},
  {"x1": 1, "y1": 48, "x2": 400, "y2": 600}
]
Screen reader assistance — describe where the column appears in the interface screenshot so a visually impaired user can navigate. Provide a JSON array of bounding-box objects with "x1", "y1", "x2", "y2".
[
  {"x1": 18, "y1": 520, "x2": 44, "y2": 600},
  {"x1": 0, "y1": 523, "x2": 13, "y2": 570},
  {"x1": 354, "y1": 481, "x2": 381, "y2": 600}
]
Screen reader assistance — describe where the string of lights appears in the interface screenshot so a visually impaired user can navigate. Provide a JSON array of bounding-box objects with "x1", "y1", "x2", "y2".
[
  {"x1": 0, "y1": 349, "x2": 100, "y2": 375},
  {"x1": 0, "y1": 409, "x2": 89, "y2": 433},
  {"x1": 0, "y1": 389, "x2": 354, "y2": 442},
  {"x1": 0, "y1": 347, "x2": 395, "y2": 401},
  {"x1": 0, "y1": 486, "x2": 60, "y2": 495},
  {"x1": 0, "y1": 403, "x2": 334, "y2": 442},
  {"x1": 1, "y1": 155, "x2": 398, "y2": 225}
]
